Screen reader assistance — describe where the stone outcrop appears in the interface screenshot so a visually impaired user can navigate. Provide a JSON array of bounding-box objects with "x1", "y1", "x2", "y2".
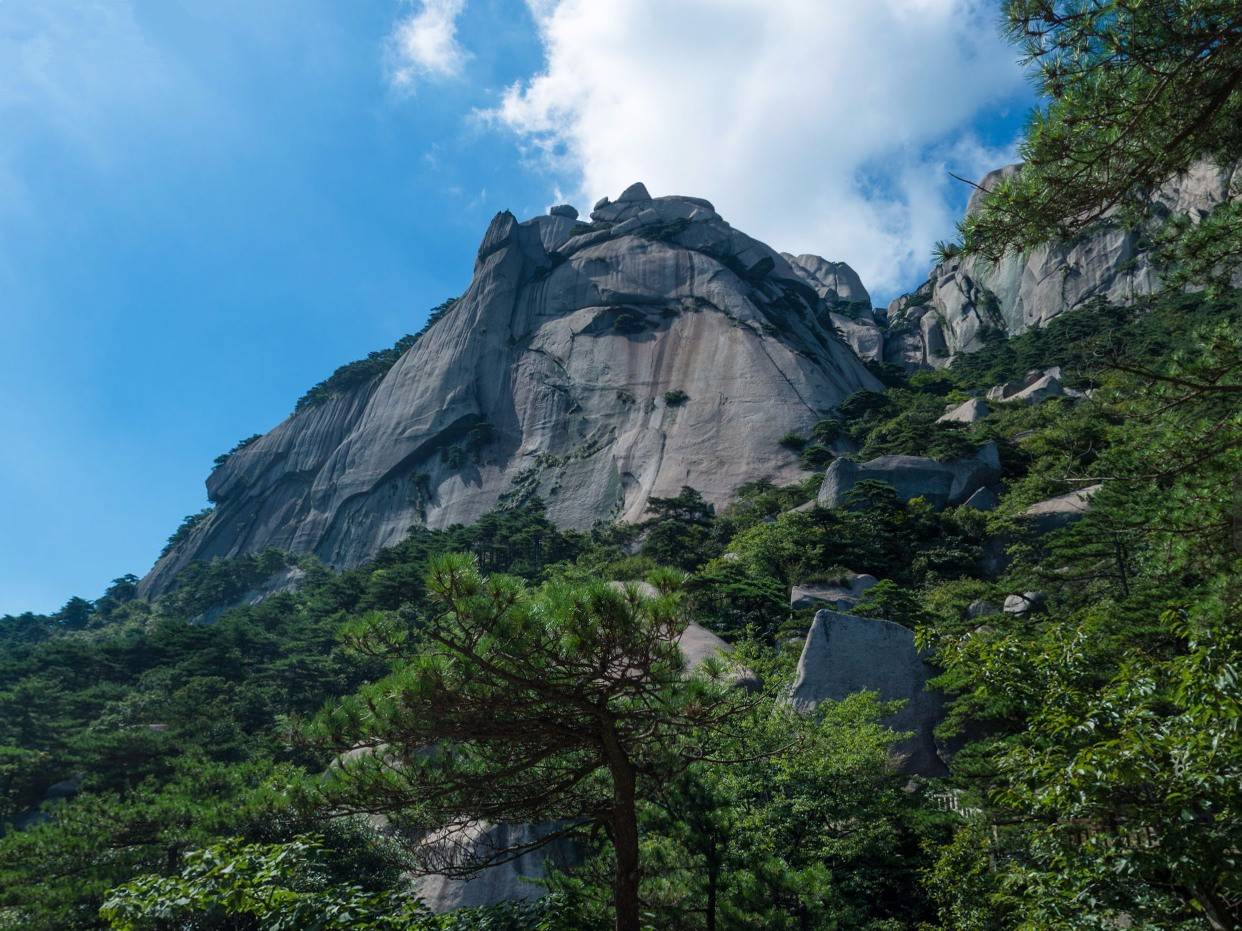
[
  {"x1": 882, "y1": 160, "x2": 1242, "y2": 368},
  {"x1": 937, "y1": 397, "x2": 989, "y2": 424},
  {"x1": 142, "y1": 186, "x2": 880, "y2": 596},
  {"x1": 987, "y1": 368, "x2": 1085, "y2": 405},
  {"x1": 1021, "y1": 484, "x2": 1102, "y2": 533},
  {"x1": 789, "y1": 573, "x2": 879, "y2": 611},
  {"x1": 790, "y1": 609, "x2": 946, "y2": 776},
  {"x1": 1003, "y1": 591, "x2": 1047, "y2": 616},
  {"x1": 413, "y1": 821, "x2": 578, "y2": 912},
  {"x1": 817, "y1": 442, "x2": 1000, "y2": 511}
]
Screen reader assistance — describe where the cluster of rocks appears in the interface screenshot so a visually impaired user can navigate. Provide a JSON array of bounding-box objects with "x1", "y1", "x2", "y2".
[{"x1": 986, "y1": 367, "x2": 1085, "y2": 405}]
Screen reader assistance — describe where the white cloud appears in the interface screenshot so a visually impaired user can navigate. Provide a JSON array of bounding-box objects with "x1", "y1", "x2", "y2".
[
  {"x1": 486, "y1": 0, "x2": 1028, "y2": 300},
  {"x1": 388, "y1": 0, "x2": 470, "y2": 88}
]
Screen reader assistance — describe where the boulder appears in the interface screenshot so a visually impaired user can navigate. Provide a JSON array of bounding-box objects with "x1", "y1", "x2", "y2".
[
  {"x1": 616, "y1": 181, "x2": 651, "y2": 203},
  {"x1": 937, "y1": 397, "x2": 989, "y2": 424},
  {"x1": 413, "y1": 821, "x2": 579, "y2": 912},
  {"x1": 1003, "y1": 591, "x2": 1046, "y2": 616},
  {"x1": 789, "y1": 573, "x2": 879, "y2": 611},
  {"x1": 817, "y1": 443, "x2": 1001, "y2": 511},
  {"x1": 608, "y1": 581, "x2": 758, "y2": 688},
  {"x1": 548, "y1": 204, "x2": 578, "y2": 219},
  {"x1": 961, "y1": 487, "x2": 998, "y2": 511},
  {"x1": 790, "y1": 609, "x2": 947, "y2": 776},
  {"x1": 1020, "y1": 484, "x2": 1102, "y2": 533}
]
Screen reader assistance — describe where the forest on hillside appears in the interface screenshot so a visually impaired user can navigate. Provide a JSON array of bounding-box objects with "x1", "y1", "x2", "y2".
[{"x1": 3, "y1": 1, "x2": 1241, "y2": 929}]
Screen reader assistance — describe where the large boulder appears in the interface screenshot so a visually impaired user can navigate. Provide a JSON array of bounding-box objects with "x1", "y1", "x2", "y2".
[
  {"x1": 790, "y1": 609, "x2": 947, "y2": 776},
  {"x1": 817, "y1": 442, "x2": 1001, "y2": 511},
  {"x1": 937, "y1": 397, "x2": 989, "y2": 424},
  {"x1": 412, "y1": 821, "x2": 579, "y2": 912},
  {"x1": 789, "y1": 573, "x2": 879, "y2": 611},
  {"x1": 1021, "y1": 484, "x2": 1102, "y2": 533}
]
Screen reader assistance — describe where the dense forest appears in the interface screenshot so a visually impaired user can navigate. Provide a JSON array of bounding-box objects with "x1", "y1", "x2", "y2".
[
  {"x1": 4, "y1": 1, "x2": 1242, "y2": 929},
  {"x1": 3, "y1": 286, "x2": 1239, "y2": 930}
]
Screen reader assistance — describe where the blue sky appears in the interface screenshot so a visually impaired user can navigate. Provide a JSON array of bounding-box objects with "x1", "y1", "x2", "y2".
[{"x1": 0, "y1": 0, "x2": 1033, "y2": 615}]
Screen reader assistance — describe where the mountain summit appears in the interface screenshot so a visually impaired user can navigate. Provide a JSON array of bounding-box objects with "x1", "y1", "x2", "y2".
[{"x1": 142, "y1": 184, "x2": 878, "y2": 595}]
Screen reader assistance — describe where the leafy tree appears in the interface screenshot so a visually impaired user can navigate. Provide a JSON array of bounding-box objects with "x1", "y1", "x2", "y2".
[{"x1": 306, "y1": 555, "x2": 753, "y2": 931}]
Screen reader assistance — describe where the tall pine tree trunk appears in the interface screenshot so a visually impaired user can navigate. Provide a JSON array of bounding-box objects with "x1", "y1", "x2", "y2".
[{"x1": 601, "y1": 715, "x2": 642, "y2": 931}]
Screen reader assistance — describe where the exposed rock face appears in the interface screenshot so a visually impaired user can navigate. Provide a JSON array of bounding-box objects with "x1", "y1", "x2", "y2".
[
  {"x1": 817, "y1": 442, "x2": 1000, "y2": 511},
  {"x1": 789, "y1": 573, "x2": 879, "y2": 611},
  {"x1": 937, "y1": 397, "x2": 989, "y2": 424},
  {"x1": 783, "y1": 253, "x2": 886, "y2": 361},
  {"x1": 988, "y1": 368, "x2": 1085, "y2": 405},
  {"x1": 1021, "y1": 484, "x2": 1102, "y2": 533},
  {"x1": 883, "y1": 160, "x2": 1242, "y2": 368},
  {"x1": 143, "y1": 187, "x2": 879, "y2": 595},
  {"x1": 790, "y1": 609, "x2": 946, "y2": 776},
  {"x1": 413, "y1": 821, "x2": 578, "y2": 912}
]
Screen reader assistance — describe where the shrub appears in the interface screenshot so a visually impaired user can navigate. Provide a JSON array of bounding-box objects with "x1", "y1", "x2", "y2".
[
  {"x1": 663, "y1": 389, "x2": 689, "y2": 407},
  {"x1": 799, "y1": 443, "x2": 835, "y2": 470},
  {"x1": 779, "y1": 432, "x2": 808, "y2": 451}
]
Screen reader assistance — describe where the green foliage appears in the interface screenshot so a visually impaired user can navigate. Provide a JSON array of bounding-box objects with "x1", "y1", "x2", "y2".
[
  {"x1": 777, "y1": 432, "x2": 807, "y2": 451},
  {"x1": 212, "y1": 434, "x2": 261, "y2": 470},
  {"x1": 294, "y1": 299, "x2": 457, "y2": 412},
  {"x1": 159, "y1": 508, "x2": 213, "y2": 559},
  {"x1": 931, "y1": 239, "x2": 962, "y2": 264},
  {"x1": 963, "y1": 0, "x2": 1242, "y2": 284},
  {"x1": 548, "y1": 689, "x2": 943, "y2": 930},
  {"x1": 663, "y1": 389, "x2": 689, "y2": 407},
  {"x1": 797, "y1": 443, "x2": 834, "y2": 470},
  {"x1": 307, "y1": 555, "x2": 752, "y2": 931},
  {"x1": 99, "y1": 835, "x2": 432, "y2": 931}
]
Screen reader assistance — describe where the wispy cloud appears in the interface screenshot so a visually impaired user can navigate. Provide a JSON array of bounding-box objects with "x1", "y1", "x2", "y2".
[
  {"x1": 388, "y1": 0, "x2": 470, "y2": 89},
  {"x1": 484, "y1": 0, "x2": 1029, "y2": 299}
]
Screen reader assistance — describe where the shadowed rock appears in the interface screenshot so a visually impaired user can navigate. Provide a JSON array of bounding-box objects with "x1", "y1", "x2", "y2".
[
  {"x1": 789, "y1": 573, "x2": 879, "y2": 611},
  {"x1": 1021, "y1": 484, "x2": 1102, "y2": 533},
  {"x1": 817, "y1": 443, "x2": 1000, "y2": 511},
  {"x1": 791, "y1": 609, "x2": 947, "y2": 777}
]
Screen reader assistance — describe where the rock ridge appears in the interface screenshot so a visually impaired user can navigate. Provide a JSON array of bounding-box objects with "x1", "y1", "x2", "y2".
[{"x1": 142, "y1": 185, "x2": 880, "y2": 596}]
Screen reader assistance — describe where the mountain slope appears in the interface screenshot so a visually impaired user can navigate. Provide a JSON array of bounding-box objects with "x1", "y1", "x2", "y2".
[
  {"x1": 883, "y1": 159, "x2": 1241, "y2": 368},
  {"x1": 142, "y1": 184, "x2": 878, "y2": 596}
]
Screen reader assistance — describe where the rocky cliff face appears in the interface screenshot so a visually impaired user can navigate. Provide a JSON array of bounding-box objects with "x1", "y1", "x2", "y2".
[
  {"x1": 142, "y1": 183, "x2": 879, "y2": 596},
  {"x1": 883, "y1": 160, "x2": 1241, "y2": 368}
]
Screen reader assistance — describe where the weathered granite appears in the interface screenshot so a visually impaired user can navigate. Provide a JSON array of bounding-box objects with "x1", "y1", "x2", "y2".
[
  {"x1": 790, "y1": 609, "x2": 947, "y2": 776},
  {"x1": 817, "y1": 443, "x2": 1001, "y2": 511},
  {"x1": 1003, "y1": 591, "x2": 1046, "y2": 616},
  {"x1": 142, "y1": 186, "x2": 880, "y2": 596},
  {"x1": 1021, "y1": 484, "x2": 1102, "y2": 533},
  {"x1": 413, "y1": 821, "x2": 579, "y2": 912},
  {"x1": 938, "y1": 397, "x2": 989, "y2": 424},
  {"x1": 884, "y1": 160, "x2": 1242, "y2": 368},
  {"x1": 789, "y1": 573, "x2": 879, "y2": 610}
]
